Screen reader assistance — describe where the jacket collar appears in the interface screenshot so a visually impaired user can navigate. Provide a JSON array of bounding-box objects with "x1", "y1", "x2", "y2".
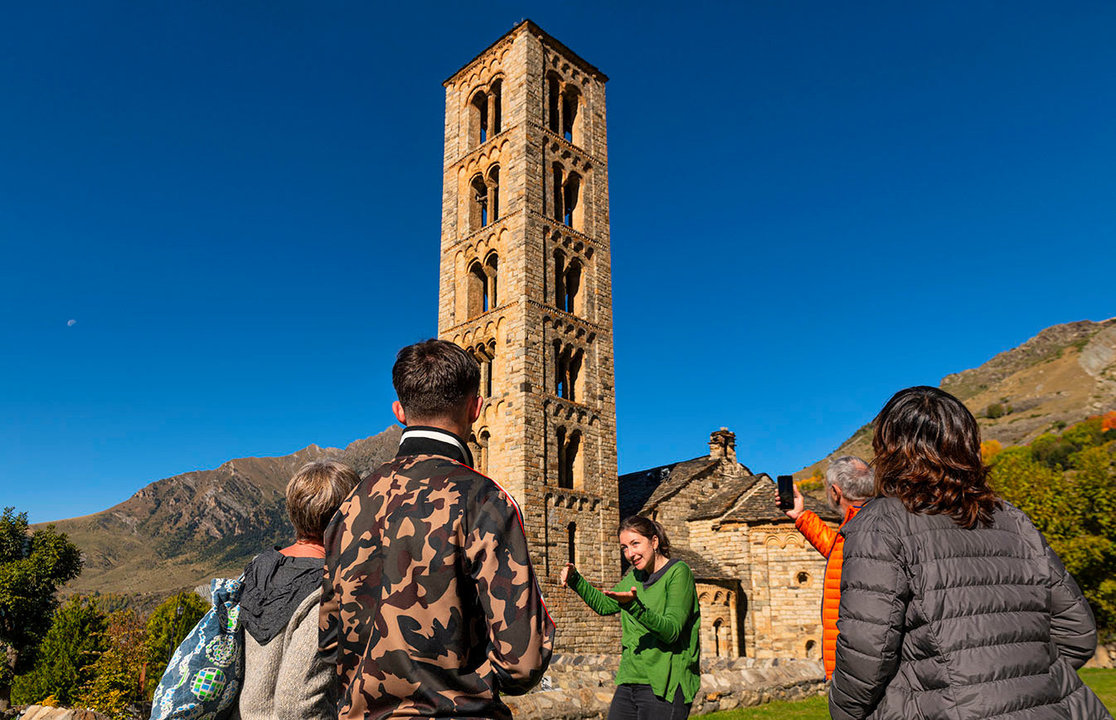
[
  {"x1": 840, "y1": 503, "x2": 863, "y2": 528},
  {"x1": 397, "y1": 425, "x2": 474, "y2": 467}
]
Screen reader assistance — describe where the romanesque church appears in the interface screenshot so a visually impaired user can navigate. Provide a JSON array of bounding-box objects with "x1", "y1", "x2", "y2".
[{"x1": 437, "y1": 20, "x2": 839, "y2": 659}]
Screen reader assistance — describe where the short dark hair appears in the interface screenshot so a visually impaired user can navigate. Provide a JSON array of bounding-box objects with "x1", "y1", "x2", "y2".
[
  {"x1": 872, "y1": 386, "x2": 1000, "y2": 529},
  {"x1": 392, "y1": 339, "x2": 481, "y2": 419},
  {"x1": 618, "y1": 515, "x2": 672, "y2": 559}
]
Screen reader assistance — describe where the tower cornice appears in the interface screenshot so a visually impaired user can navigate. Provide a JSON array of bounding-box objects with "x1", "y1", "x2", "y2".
[{"x1": 444, "y1": 19, "x2": 609, "y2": 87}]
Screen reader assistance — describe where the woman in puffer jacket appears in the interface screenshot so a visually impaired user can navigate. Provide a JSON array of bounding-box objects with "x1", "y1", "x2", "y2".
[{"x1": 830, "y1": 386, "x2": 1110, "y2": 720}]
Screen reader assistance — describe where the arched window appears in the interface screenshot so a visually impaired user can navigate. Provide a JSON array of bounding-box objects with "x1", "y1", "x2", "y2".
[
  {"x1": 478, "y1": 428, "x2": 490, "y2": 475},
  {"x1": 490, "y1": 79, "x2": 503, "y2": 136},
  {"x1": 563, "y1": 172, "x2": 581, "y2": 228},
  {"x1": 555, "y1": 344, "x2": 583, "y2": 402},
  {"x1": 469, "y1": 174, "x2": 488, "y2": 232},
  {"x1": 486, "y1": 166, "x2": 500, "y2": 224},
  {"x1": 485, "y1": 339, "x2": 496, "y2": 396},
  {"x1": 468, "y1": 90, "x2": 488, "y2": 148},
  {"x1": 555, "y1": 427, "x2": 582, "y2": 490},
  {"x1": 551, "y1": 163, "x2": 564, "y2": 223},
  {"x1": 713, "y1": 619, "x2": 724, "y2": 657},
  {"x1": 564, "y1": 258, "x2": 581, "y2": 314},
  {"x1": 553, "y1": 250, "x2": 566, "y2": 308},
  {"x1": 805, "y1": 639, "x2": 817, "y2": 657},
  {"x1": 567, "y1": 522, "x2": 577, "y2": 564},
  {"x1": 484, "y1": 252, "x2": 499, "y2": 309},
  {"x1": 547, "y1": 73, "x2": 562, "y2": 134},
  {"x1": 566, "y1": 429, "x2": 582, "y2": 489},
  {"x1": 556, "y1": 426, "x2": 569, "y2": 489},
  {"x1": 562, "y1": 85, "x2": 580, "y2": 144},
  {"x1": 475, "y1": 344, "x2": 494, "y2": 398},
  {"x1": 467, "y1": 261, "x2": 488, "y2": 318}
]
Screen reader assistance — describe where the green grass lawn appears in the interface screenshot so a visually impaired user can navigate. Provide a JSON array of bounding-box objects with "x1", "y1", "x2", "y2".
[{"x1": 702, "y1": 669, "x2": 1116, "y2": 720}]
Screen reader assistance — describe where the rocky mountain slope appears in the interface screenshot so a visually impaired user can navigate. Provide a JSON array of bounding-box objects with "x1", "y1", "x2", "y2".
[
  {"x1": 797, "y1": 318, "x2": 1116, "y2": 479},
  {"x1": 39, "y1": 426, "x2": 402, "y2": 603}
]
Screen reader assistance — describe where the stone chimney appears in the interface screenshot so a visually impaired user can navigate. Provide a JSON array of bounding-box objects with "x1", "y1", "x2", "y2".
[{"x1": 709, "y1": 428, "x2": 736, "y2": 463}]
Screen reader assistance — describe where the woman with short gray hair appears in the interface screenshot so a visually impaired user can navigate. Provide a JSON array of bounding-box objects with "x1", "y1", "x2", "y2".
[{"x1": 234, "y1": 460, "x2": 359, "y2": 720}]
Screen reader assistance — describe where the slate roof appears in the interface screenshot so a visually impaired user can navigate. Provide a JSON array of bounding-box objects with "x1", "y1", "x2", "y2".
[
  {"x1": 718, "y1": 476, "x2": 842, "y2": 525},
  {"x1": 671, "y1": 547, "x2": 731, "y2": 581},
  {"x1": 617, "y1": 457, "x2": 717, "y2": 519}
]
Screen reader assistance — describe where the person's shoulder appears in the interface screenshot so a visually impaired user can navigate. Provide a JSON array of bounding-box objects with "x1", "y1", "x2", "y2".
[
  {"x1": 841, "y1": 496, "x2": 906, "y2": 535},
  {"x1": 667, "y1": 559, "x2": 695, "y2": 581}
]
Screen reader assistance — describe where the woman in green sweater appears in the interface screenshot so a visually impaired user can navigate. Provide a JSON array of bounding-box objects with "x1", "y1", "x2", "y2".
[{"x1": 560, "y1": 516, "x2": 700, "y2": 720}]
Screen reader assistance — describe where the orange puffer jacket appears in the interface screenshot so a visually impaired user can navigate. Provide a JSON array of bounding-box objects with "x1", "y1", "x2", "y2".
[{"x1": 795, "y1": 504, "x2": 861, "y2": 679}]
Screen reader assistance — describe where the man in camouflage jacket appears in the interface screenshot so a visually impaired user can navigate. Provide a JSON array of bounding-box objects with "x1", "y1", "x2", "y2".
[{"x1": 320, "y1": 339, "x2": 555, "y2": 720}]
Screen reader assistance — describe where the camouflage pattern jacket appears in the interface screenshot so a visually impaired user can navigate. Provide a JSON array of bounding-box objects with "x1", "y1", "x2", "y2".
[{"x1": 320, "y1": 426, "x2": 555, "y2": 720}]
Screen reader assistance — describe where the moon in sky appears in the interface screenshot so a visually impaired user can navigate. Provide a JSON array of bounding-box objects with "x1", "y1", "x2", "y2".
[{"x1": 67, "y1": 319, "x2": 76, "y2": 327}]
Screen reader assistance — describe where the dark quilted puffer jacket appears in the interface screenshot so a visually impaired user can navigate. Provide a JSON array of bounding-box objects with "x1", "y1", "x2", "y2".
[{"x1": 830, "y1": 496, "x2": 1110, "y2": 720}]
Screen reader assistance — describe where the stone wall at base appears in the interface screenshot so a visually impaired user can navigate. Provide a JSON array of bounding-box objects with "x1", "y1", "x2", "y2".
[
  {"x1": 17, "y1": 707, "x2": 109, "y2": 720},
  {"x1": 505, "y1": 655, "x2": 826, "y2": 720}
]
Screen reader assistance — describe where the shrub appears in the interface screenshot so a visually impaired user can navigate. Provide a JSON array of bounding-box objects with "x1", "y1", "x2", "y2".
[
  {"x1": 143, "y1": 591, "x2": 208, "y2": 697},
  {"x1": 10, "y1": 595, "x2": 109, "y2": 706}
]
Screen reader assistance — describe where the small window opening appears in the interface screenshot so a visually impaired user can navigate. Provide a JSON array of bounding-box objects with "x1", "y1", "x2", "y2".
[
  {"x1": 469, "y1": 91, "x2": 488, "y2": 148},
  {"x1": 797, "y1": 571, "x2": 810, "y2": 586},
  {"x1": 552, "y1": 164, "x2": 564, "y2": 222},
  {"x1": 484, "y1": 253, "x2": 498, "y2": 310},
  {"x1": 564, "y1": 259, "x2": 581, "y2": 314},
  {"x1": 469, "y1": 174, "x2": 488, "y2": 232},
  {"x1": 567, "y1": 522, "x2": 577, "y2": 565},
  {"x1": 556, "y1": 426, "x2": 569, "y2": 489},
  {"x1": 713, "y1": 619, "x2": 724, "y2": 657},
  {"x1": 478, "y1": 429, "x2": 490, "y2": 475},
  {"x1": 566, "y1": 430, "x2": 582, "y2": 490},
  {"x1": 563, "y1": 173, "x2": 580, "y2": 228},
  {"x1": 487, "y1": 166, "x2": 500, "y2": 223},
  {"x1": 547, "y1": 74, "x2": 561, "y2": 134},
  {"x1": 562, "y1": 86, "x2": 580, "y2": 144},
  {"x1": 806, "y1": 639, "x2": 817, "y2": 656},
  {"x1": 467, "y1": 261, "x2": 487, "y2": 318},
  {"x1": 553, "y1": 250, "x2": 566, "y2": 308},
  {"x1": 490, "y1": 80, "x2": 503, "y2": 136}
]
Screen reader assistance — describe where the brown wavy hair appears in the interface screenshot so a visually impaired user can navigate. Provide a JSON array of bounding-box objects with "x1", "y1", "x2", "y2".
[{"x1": 872, "y1": 386, "x2": 1000, "y2": 528}]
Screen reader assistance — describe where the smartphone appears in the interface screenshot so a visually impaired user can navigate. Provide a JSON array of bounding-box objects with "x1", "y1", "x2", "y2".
[{"x1": 776, "y1": 475, "x2": 795, "y2": 510}]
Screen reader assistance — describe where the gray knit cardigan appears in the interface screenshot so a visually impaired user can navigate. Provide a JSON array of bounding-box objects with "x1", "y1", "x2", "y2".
[{"x1": 233, "y1": 588, "x2": 335, "y2": 720}]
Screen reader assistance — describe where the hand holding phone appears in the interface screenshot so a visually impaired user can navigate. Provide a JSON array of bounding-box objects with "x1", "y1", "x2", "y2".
[{"x1": 776, "y1": 475, "x2": 796, "y2": 511}]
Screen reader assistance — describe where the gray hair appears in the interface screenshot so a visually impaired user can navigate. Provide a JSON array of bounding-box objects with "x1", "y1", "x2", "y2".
[
  {"x1": 286, "y1": 460, "x2": 360, "y2": 540},
  {"x1": 825, "y1": 456, "x2": 875, "y2": 502}
]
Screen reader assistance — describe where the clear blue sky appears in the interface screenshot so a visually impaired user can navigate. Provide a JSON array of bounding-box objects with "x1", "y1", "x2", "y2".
[{"x1": 3, "y1": 2, "x2": 1114, "y2": 523}]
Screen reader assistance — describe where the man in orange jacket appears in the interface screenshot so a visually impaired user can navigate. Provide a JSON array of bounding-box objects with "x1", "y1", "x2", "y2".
[{"x1": 781, "y1": 456, "x2": 874, "y2": 679}]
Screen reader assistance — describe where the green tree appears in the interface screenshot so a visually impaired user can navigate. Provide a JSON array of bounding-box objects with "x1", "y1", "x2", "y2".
[
  {"x1": 0, "y1": 507, "x2": 83, "y2": 710},
  {"x1": 142, "y1": 591, "x2": 208, "y2": 697},
  {"x1": 991, "y1": 424, "x2": 1116, "y2": 634},
  {"x1": 10, "y1": 595, "x2": 109, "y2": 706},
  {"x1": 75, "y1": 609, "x2": 147, "y2": 720}
]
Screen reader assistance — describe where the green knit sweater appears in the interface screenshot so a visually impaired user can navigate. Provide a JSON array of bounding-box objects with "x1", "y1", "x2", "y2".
[{"x1": 567, "y1": 559, "x2": 701, "y2": 703}]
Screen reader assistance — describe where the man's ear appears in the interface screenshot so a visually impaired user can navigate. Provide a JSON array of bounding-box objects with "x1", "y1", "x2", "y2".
[
  {"x1": 392, "y1": 401, "x2": 407, "y2": 426},
  {"x1": 467, "y1": 394, "x2": 484, "y2": 424},
  {"x1": 831, "y1": 485, "x2": 844, "y2": 504}
]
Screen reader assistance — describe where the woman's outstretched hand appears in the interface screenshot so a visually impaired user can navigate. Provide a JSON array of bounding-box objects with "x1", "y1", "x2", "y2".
[
  {"x1": 603, "y1": 587, "x2": 638, "y2": 604},
  {"x1": 559, "y1": 562, "x2": 575, "y2": 586}
]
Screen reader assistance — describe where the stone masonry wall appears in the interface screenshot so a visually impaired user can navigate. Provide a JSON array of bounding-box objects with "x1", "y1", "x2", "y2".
[
  {"x1": 440, "y1": 22, "x2": 620, "y2": 654},
  {"x1": 504, "y1": 654, "x2": 826, "y2": 720}
]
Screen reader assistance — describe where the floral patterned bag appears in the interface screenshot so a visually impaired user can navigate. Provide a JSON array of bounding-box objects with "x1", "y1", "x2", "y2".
[{"x1": 150, "y1": 576, "x2": 244, "y2": 720}]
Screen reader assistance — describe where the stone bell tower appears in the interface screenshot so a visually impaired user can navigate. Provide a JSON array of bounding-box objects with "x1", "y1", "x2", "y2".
[{"x1": 438, "y1": 20, "x2": 620, "y2": 653}]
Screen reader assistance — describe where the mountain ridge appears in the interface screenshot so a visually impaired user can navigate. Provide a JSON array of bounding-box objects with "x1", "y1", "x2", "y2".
[
  {"x1": 39, "y1": 426, "x2": 403, "y2": 603},
  {"x1": 796, "y1": 317, "x2": 1116, "y2": 480}
]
